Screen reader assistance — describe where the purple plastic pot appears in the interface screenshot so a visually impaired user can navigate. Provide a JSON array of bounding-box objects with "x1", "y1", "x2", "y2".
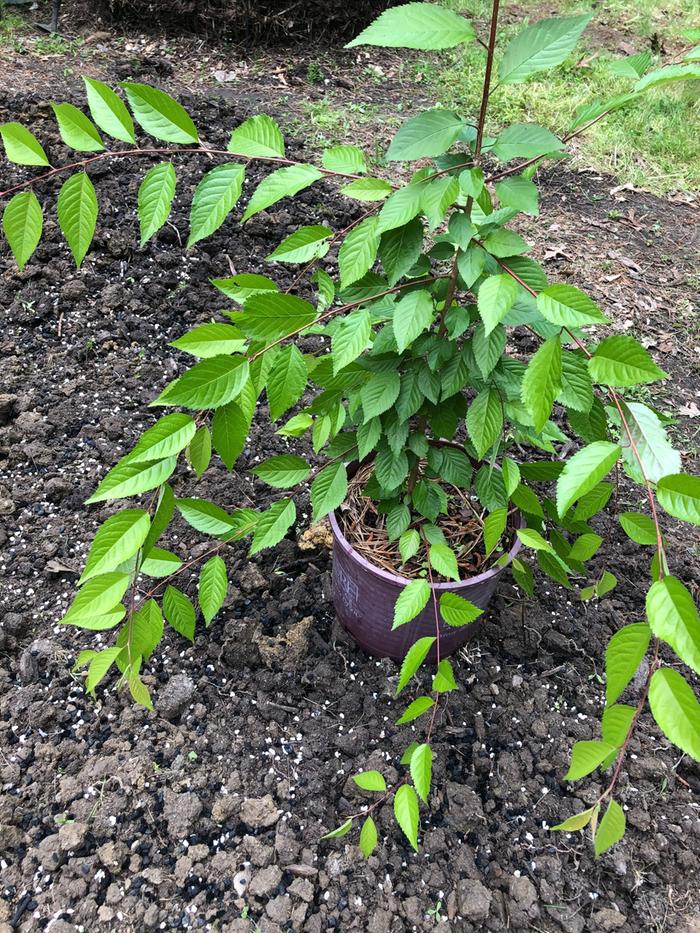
[{"x1": 328, "y1": 457, "x2": 522, "y2": 661}]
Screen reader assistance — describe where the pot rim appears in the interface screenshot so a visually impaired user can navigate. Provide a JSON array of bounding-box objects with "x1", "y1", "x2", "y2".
[{"x1": 328, "y1": 503, "x2": 523, "y2": 591}]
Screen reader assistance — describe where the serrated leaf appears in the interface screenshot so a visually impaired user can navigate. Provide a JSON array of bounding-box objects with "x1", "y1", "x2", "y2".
[
  {"x1": 467, "y1": 388, "x2": 503, "y2": 458},
  {"x1": 253, "y1": 454, "x2": 311, "y2": 489},
  {"x1": 387, "y1": 109, "x2": 465, "y2": 161},
  {"x1": 237, "y1": 292, "x2": 317, "y2": 343},
  {"x1": 483, "y1": 508, "x2": 507, "y2": 556},
  {"x1": 242, "y1": 164, "x2": 322, "y2": 222},
  {"x1": 594, "y1": 799, "x2": 626, "y2": 856},
  {"x1": 439, "y1": 591, "x2": 483, "y2": 627},
  {"x1": 80, "y1": 509, "x2": 151, "y2": 583},
  {"x1": 85, "y1": 647, "x2": 124, "y2": 694},
  {"x1": 322, "y1": 144, "x2": 367, "y2": 174},
  {"x1": 57, "y1": 172, "x2": 98, "y2": 268},
  {"x1": 379, "y1": 217, "x2": 424, "y2": 286},
  {"x1": 377, "y1": 184, "x2": 423, "y2": 234},
  {"x1": 589, "y1": 335, "x2": 667, "y2": 387},
  {"x1": 432, "y1": 659, "x2": 457, "y2": 693},
  {"x1": 396, "y1": 695, "x2": 434, "y2": 724},
  {"x1": 310, "y1": 462, "x2": 348, "y2": 521},
  {"x1": 565, "y1": 740, "x2": 617, "y2": 780},
  {"x1": 601, "y1": 704, "x2": 636, "y2": 750},
  {"x1": 322, "y1": 819, "x2": 353, "y2": 840},
  {"x1": 138, "y1": 162, "x2": 176, "y2": 245},
  {"x1": 393, "y1": 784, "x2": 420, "y2": 851},
  {"x1": 656, "y1": 474, "x2": 700, "y2": 526},
  {"x1": 153, "y1": 355, "x2": 249, "y2": 409},
  {"x1": 267, "y1": 345, "x2": 307, "y2": 420},
  {"x1": 647, "y1": 577, "x2": 700, "y2": 675},
  {"x1": 84, "y1": 77, "x2": 135, "y2": 143},
  {"x1": 429, "y1": 543, "x2": 459, "y2": 582},
  {"x1": 171, "y1": 323, "x2": 245, "y2": 359},
  {"x1": 616, "y1": 401, "x2": 680, "y2": 485},
  {"x1": 393, "y1": 579, "x2": 431, "y2": 629},
  {"x1": 129, "y1": 413, "x2": 197, "y2": 463},
  {"x1": 122, "y1": 82, "x2": 198, "y2": 143},
  {"x1": 212, "y1": 400, "x2": 249, "y2": 470},
  {"x1": 521, "y1": 334, "x2": 561, "y2": 433},
  {"x1": 338, "y1": 216, "x2": 380, "y2": 288},
  {"x1": 341, "y1": 178, "x2": 393, "y2": 201},
  {"x1": 249, "y1": 499, "x2": 296, "y2": 555},
  {"x1": 605, "y1": 622, "x2": 651, "y2": 705},
  {"x1": 392, "y1": 290, "x2": 434, "y2": 353},
  {"x1": 3, "y1": 191, "x2": 42, "y2": 270},
  {"x1": 347, "y1": 3, "x2": 475, "y2": 50},
  {"x1": 332, "y1": 309, "x2": 371, "y2": 373},
  {"x1": 268, "y1": 224, "x2": 332, "y2": 263},
  {"x1": 353, "y1": 770, "x2": 386, "y2": 791},
  {"x1": 499, "y1": 14, "x2": 592, "y2": 84},
  {"x1": 619, "y1": 511, "x2": 658, "y2": 545},
  {"x1": 491, "y1": 123, "x2": 564, "y2": 161},
  {"x1": 51, "y1": 102, "x2": 104, "y2": 152},
  {"x1": 410, "y1": 744, "x2": 432, "y2": 803},
  {"x1": 552, "y1": 806, "x2": 598, "y2": 833},
  {"x1": 163, "y1": 585, "x2": 196, "y2": 641},
  {"x1": 558, "y1": 351, "x2": 593, "y2": 412},
  {"x1": 648, "y1": 668, "x2": 700, "y2": 761},
  {"x1": 140, "y1": 547, "x2": 182, "y2": 578},
  {"x1": 188, "y1": 424, "x2": 213, "y2": 480},
  {"x1": 473, "y1": 322, "x2": 506, "y2": 379},
  {"x1": 63, "y1": 572, "x2": 131, "y2": 625},
  {"x1": 227, "y1": 114, "x2": 284, "y2": 157},
  {"x1": 477, "y1": 274, "x2": 519, "y2": 335},
  {"x1": 556, "y1": 442, "x2": 621, "y2": 517},
  {"x1": 361, "y1": 370, "x2": 401, "y2": 420},
  {"x1": 537, "y1": 284, "x2": 607, "y2": 327},
  {"x1": 176, "y1": 498, "x2": 256, "y2": 540},
  {"x1": 212, "y1": 272, "x2": 279, "y2": 305},
  {"x1": 86, "y1": 456, "x2": 177, "y2": 504},
  {"x1": 188, "y1": 163, "x2": 245, "y2": 247},
  {"x1": 198, "y1": 555, "x2": 227, "y2": 626},
  {"x1": 0, "y1": 122, "x2": 49, "y2": 165},
  {"x1": 399, "y1": 529, "x2": 420, "y2": 564},
  {"x1": 359, "y1": 816, "x2": 378, "y2": 858},
  {"x1": 568, "y1": 533, "x2": 602, "y2": 561},
  {"x1": 482, "y1": 228, "x2": 529, "y2": 258},
  {"x1": 495, "y1": 175, "x2": 539, "y2": 215},
  {"x1": 396, "y1": 637, "x2": 435, "y2": 695}
]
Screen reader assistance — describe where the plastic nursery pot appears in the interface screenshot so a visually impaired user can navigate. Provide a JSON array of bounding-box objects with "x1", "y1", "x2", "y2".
[{"x1": 328, "y1": 452, "x2": 523, "y2": 661}]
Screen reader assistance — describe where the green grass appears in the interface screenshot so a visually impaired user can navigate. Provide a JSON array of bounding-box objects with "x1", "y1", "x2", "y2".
[{"x1": 409, "y1": 0, "x2": 700, "y2": 193}]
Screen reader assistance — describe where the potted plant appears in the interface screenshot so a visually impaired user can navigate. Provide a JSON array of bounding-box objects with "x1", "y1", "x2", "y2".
[{"x1": 2, "y1": 0, "x2": 699, "y2": 860}]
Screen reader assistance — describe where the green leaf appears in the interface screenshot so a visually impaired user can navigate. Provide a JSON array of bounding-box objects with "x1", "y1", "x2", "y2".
[
  {"x1": 176, "y1": 498, "x2": 256, "y2": 539},
  {"x1": 552, "y1": 806, "x2": 598, "y2": 833},
  {"x1": 80, "y1": 509, "x2": 151, "y2": 584},
  {"x1": 379, "y1": 218, "x2": 424, "y2": 286},
  {"x1": 267, "y1": 345, "x2": 307, "y2": 420},
  {"x1": 601, "y1": 704, "x2": 636, "y2": 749},
  {"x1": 138, "y1": 162, "x2": 176, "y2": 246},
  {"x1": 163, "y1": 585, "x2": 196, "y2": 641},
  {"x1": 564, "y1": 740, "x2": 617, "y2": 780},
  {"x1": 121, "y1": 82, "x2": 198, "y2": 143},
  {"x1": 396, "y1": 695, "x2": 434, "y2": 724},
  {"x1": 657, "y1": 474, "x2": 700, "y2": 526},
  {"x1": 84, "y1": 77, "x2": 135, "y2": 143},
  {"x1": 521, "y1": 334, "x2": 562, "y2": 433},
  {"x1": 619, "y1": 511, "x2": 658, "y2": 546},
  {"x1": 347, "y1": 2, "x2": 475, "y2": 50},
  {"x1": 410, "y1": 743, "x2": 432, "y2": 803},
  {"x1": 634, "y1": 61, "x2": 700, "y2": 93},
  {"x1": 556, "y1": 442, "x2": 621, "y2": 517},
  {"x1": 537, "y1": 284, "x2": 607, "y2": 327},
  {"x1": 361, "y1": 370, "x2": 401, "y2": 420},
  {"x1": 278, "y1": 412, "x2": 313, "y2": 438},
  {"x1": 332, "y1": 309, "x2": 371, "y2": 373},
  {"x1": 589, "y1": 335, "x2": 667, "y2": 387},
  {"x1": 499, "y1": 14, "x2": 592, "y2": 84},
  {"x1": 482, "y1": 228, "x2": 529, "y2": 258},
  {"x1": 227, "y1": 114, "x2": 284, "y2": 157},
  {"x1": 648, "y1": 668, "x2": 700, "y2": 761},
  {"x1": 129, "y1": 672, "x2": 153, "y2": 710},
  {"x1": 85, "y1": 647, "x2": 124, "y2": 694},
  {"x1": 141, "y1": 481, "x2": 174, "y2": 562},
  {"x1": 377, "y1": 183, "x2": 423, "y2": 233},
  {"x1": 491, "y1": 123, "x2": 564, "y2": 161},
  {"x1": 242, "y1": 164, "x2": 322, "y2": 222},
  {"x1": 359, "y1": 816, "x2": 378, "y2": 858},
  {"x1": 212, "y1": 272, "x2": 278, "y2": 305},
  {"x1": 140, "y1": 547, "x2": 182, "y2": 578},
  {"x1": 341, "y1": 178, "x2": 393, "y2": 201},
  {"x1": 253, "y1": 454, "x2": 311, "y2": 489},
  {"x1": 399, "y1": 528, "x2": 420, "y2": 564},
  {"x1": 396, "y1": 637, "x2": 435, "y2": 695},
  {"x1": 483, "y1": 508, "x2": 507, "y2": 556},
  {"x1": 439, "y1": 591, "x2": 483, "y2": 627},
  {"x1": 63, "y1": 572, "x2": 130, "y2": 625},
  {"x1": 198, "y1": 555, "x2": 227, "y2": 626},
  {"x1": 238, "y1": 292, "x2": 317, "y2": 344},
  {"x1": 188, "y1": 163, "x2": 245, "y2": 247},
  {"x1": 249, "y1": 499, "x2": 296, "y2": 555},
  {"x1": 311, "y1": 462, "x2": 348, "y2": 521},
  {"x1": 558, "y1": 352, "x2": 593, "y2": 412},
  {"x1": 129, "y1": 413, "x2": 197, "y2": 463},
  {"x1": 322, "y1": 144, "x2": 367, "y2": 174},
  {"x1": 517, "y1": 528, "x2": 555, "y2": 553},
  {"x1": 477, "y1": 274, "x2": 519, "y2": 334},
  {"x1": 188, "y1": 424, "x2": 212, "y2": 480},
  {"x1": 393, "y1": 579, "x2": 431, "y2": 629},
  {"x1": 212, "y1": 401, "x2": 249, "y2": 470},
  {"x1": 432, "y1": 659, "x2": 457, "y2": 693},
  {"x1": 647, "y1": 577, "x2": 700, "y2": 675},
  {"x1": 392, "y1": 290, "x2": 434, "y2": 353},
  {"x1": 322, "y1": 819, "x2": 353, "y2": 840},
  {"x1": 51, "y1": 102, "x2": 104, "y2": 152},
  {"x1": 607, "y1": 50, "x2": 652, "y2": 78},
  {"x1": 387, "y1": 109, "x2": 465, "y2": 161},
  {"x1": 153, "y1": 355, "x2": 249, "y2": 409},
  {"x1": 57, "y1": 172, "x2": 98, "y2": 268},
  {"x1": 467, "y1": 388, "x2": 503, "y2": 458},
  {"x1": 86, "y1": 456, "x2": 177, "y2": 504},
  {"x1": 393, "y1": 783, "x2": 420, "y2": 851},
  {"x1": 616, "y1": 401, "x2": 680, "y2": 485},
  {"x1": 605, "y1": 622, "x2": 651, "y2": 705},
  {"x1": 268, "y1": 224, "x2": 333, "y2": 263},
  {"x1": 502, "y1": 458, "x2": 521, "y2": 497},
  {"x1": 353, "y1": 770, "x2": 386, "y2": 791},
  {"x1": 472, "y1": 322, "x2": 505, "y2": 381},
  {"x1": 0, "y1": 122, "x2": 49, "y2": 165},
  {"x1": 171, "y1": 323, "x2": 245, "y2": 359},
  {"x1": 495, "y1": 175, "x2": 539, "y2": 215},
  {"x1": 594, "y1": 799, "x2": 626, "y2": 856},
  {"x1": 568, "y1": 533, "x2": 602, "y2": 561},
  {"x1": 429, "y1": 543, "x2": 459, "y2": 582},
  {"x1": 338, "y1": 216, "x2": 380, "y2": 288},
  {"x1": 2, "y1": 191, "x2": 42, "y2": 270},
  {"x1": 117, "y1": 599, "x2": 163, "y2": 667}
]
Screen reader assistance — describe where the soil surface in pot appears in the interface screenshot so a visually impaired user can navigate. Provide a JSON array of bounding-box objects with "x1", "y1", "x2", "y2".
[{"x1": 1, "y1": 87, "x2": 699, "y2": 933}]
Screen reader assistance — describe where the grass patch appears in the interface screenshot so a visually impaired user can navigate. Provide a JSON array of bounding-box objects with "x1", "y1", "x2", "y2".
[{"x1": 408, "y1": 0, "x2": 700, "y2": 193}]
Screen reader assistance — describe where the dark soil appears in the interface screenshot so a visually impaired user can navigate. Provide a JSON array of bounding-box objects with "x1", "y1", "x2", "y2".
[{"x1": 1, "y1": 83, "x2": 700, "y2": 933}]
